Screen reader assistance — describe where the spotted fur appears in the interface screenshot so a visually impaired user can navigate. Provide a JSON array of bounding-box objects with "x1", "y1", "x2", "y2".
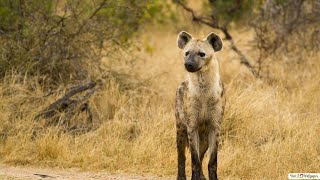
[{"x1": 175, "y1": 32, "x2": 225, "y2": 180}]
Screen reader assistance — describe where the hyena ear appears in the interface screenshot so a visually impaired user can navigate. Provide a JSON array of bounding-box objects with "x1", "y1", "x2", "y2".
[
  {"x1": 177, "y1": 31, "x2": 192, "y2": 49},
  {"x1": 206, "y1": 32, "x2": 223, "y2": 52}
]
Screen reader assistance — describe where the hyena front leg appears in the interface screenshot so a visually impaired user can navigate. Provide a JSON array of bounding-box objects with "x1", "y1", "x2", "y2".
[
  {"x1": 208, "y1": 129, "x2": 219, "y2": 180},
  {"x1": 187, "y1": 127, "x2": 201, "y2": 180},
  {"x1": 176, "y1": 124, "x2": 187, "y2": 180},
  {"x1": 199, "y1": 136, "x2": 209, "y2": 180}
]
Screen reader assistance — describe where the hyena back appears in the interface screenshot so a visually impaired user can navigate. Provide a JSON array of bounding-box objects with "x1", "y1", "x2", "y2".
[{"x1": 175, "y1": 31, "x2": 225, "y2": 180}]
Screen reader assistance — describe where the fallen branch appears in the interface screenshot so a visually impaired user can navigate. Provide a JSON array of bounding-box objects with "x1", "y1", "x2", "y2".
[
  {"x1": 176, "y1": 0, "x2": 258, "y2": 77},
  {"x1": 36, "y1": 81, "x2": 96, "y2": 129}
]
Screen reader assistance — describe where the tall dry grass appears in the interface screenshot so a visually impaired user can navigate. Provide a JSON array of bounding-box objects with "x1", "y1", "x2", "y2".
[{"x1": 0, "y1": 26, "x2": 319, "y2": 179}]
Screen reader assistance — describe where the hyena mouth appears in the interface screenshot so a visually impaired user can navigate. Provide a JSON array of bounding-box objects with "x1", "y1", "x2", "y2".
[{"x1": 186, "y1": 66, "x2": 202, "y2": 73}]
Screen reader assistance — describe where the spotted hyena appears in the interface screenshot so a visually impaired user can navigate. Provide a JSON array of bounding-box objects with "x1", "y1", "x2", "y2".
[{"x1": 175, "y1": 31, "x2": 225, "y2": 180}]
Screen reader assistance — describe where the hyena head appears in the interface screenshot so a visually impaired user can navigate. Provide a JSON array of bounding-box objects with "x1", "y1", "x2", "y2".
[{"x1": 177, "y1": 31, "x2": 223, "y2": 73}]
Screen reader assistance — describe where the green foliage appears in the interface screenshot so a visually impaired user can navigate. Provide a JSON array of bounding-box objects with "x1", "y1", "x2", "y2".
[
  {"x1": 206, "y1": 0, "x2": 258, "y2": 26},
  {"x1": 0, "y1": 1, "x2": 17, "y2": 29},
  {"x1": 274, "y1": 0, "x2": 289, "y2": 5},
  {"x1": 0, "y1": 0, "x2": 54, "y2": 29}
]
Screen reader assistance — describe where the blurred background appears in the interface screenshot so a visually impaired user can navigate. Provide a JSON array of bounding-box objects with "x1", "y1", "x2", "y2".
[{"x1": 0, "y1": 0, "x2": 319, "y2": 179}]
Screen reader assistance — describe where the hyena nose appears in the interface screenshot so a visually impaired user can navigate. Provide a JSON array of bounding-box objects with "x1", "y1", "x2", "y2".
[
  {"x1": 184, "y1": 62, "x2": 196, "y2": 72},
  {"x1": 185, "y1": 63, "x2": 193, "y2": 69}
]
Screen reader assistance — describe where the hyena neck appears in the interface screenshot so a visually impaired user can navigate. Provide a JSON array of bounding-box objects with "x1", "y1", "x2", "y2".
[{"x1": 187, "y1": 59, "x2": 220, "y2": 94}]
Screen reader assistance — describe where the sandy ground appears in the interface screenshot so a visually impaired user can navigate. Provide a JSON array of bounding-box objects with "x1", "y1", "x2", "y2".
[{"x1": 0, "y1": 165, "x2": 173, "y2": 180}]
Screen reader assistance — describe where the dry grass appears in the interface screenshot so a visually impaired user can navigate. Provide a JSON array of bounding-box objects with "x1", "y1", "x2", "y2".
[{"x1": 0, "y1": 25, "x2": 319, "y2": 179}]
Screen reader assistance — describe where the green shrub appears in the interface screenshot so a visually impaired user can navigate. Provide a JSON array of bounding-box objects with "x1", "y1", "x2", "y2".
[{"x1": 0, "y1": 0, "x2": 166, "y2": 85}]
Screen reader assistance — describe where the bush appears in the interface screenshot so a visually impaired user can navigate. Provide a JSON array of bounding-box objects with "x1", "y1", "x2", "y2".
[
  {"x1": 206, "y1": 0, "x2": 258, "y2": 26},
  {"x1": 0, "y1": 0, "x2": 165, "y2": 85},
  {"x1": 251, "y1": 0, "x2": 320, "y2": 76}
]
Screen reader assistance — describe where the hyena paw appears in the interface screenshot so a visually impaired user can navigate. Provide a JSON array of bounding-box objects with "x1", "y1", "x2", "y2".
[
  {"x1": 191, "y1": 172, "x2": 201, "y2": 180},
  {"x1": 200, "y1": 174, "x2": 207, "y2": 180},
  {"x1": 208, "y1": 172, "x2": 218, "y2": 180},
  {"x1": 177, "y1": 176, "x2": 187, "y2": 180}
]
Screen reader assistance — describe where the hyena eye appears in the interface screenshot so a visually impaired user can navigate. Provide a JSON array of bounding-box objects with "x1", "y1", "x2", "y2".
[
  {"x1": 185, "y1": 51, "x2": 190, "y2": 56},
  {"x1": 198, "y1": 52, "x2": 206, "y2": 57}
]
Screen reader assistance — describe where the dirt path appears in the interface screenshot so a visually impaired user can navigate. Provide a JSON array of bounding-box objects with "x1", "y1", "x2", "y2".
[{"x1": 0, "y1": 165, "x2": 173, "y2": 180}]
